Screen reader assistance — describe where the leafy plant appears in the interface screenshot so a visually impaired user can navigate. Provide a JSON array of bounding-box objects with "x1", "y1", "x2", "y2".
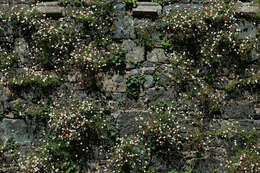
[
  {"x1": 124, "y1": 0, "x2": 138, "y2": 8},
  {"x1": 0, "y1": 51, "x2": 18, "y2": 71},
  {"x1": 135, "y1": 27, "x2": 154, "y2": 49},
  {"x1": 151, "y1": 0, "x2": 165, "y2": 5},
  {"x1": 0, "y1": 138, "x2": 20, "y2": 168},
  {"x1": 228, "y1": 148, "x2": 260, "y2": 173},
  {"x1": 32, "y1": 19, "x2": 82, "y2": 69},
  {"x1": 109, "y1": 135, "x2": 153, "y2": 173},
  {"x1": 7, "y1": 71, "x2": 60, "y2": 89},
  {"x1": 126, "y1": 74, "x2": 145, "y2": 99},
  {"x1": 21, "y1": 99, "x2": 111, "y2": 172}
]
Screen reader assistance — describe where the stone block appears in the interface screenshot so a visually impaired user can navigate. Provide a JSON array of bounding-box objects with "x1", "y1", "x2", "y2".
[
  {"x1": 133, "y1": 2, "x2": 162, "y2": 18},
  {"x1": 112, "y1": 16, "x2": 136, "y2": 39},
  {"x1": 221, "y1": 101, "x2": 256, "y2": 119},
  {"x1": 0, "y1": 118, "x2": 35, "y2": 145},
  {"x1": 13, "y1": 0, "x2": 33, "y2": 4},
  {"x1": 98, "y1": 73, "x2": 126, "y2": 93},
  {"x1": 0, "y1": 22, "x2": 13, "y2": 37},
  {"x1": 236, "y1": 20, "x2": 257, "y2": 39},
  {"x1": 113, "y1": 2, "x2": 125, "y2": 17},
  {"x1": 142, "y1": 67, "x2": 156, "y2": 75},
  {"x1": 0, "y1": 3, "x2": 9, "y2": 11},
  {"x1": 147, "y1": 48, "x2": 168, "y2": 63},
  {"x1": 115, "y1": 110, "x2": 149, "y2": 137},
  {"x1": 254, "y1": 120, "x2": 260, "y2": 130},
  {"x1": 145, "y1": 87, "x2": 176, "y2": 105},
  {"x1": 239, "y1": 119, "x2": 254, "y2": 128},
  {"x1": 122, "y1": 39, "x2": 145, "y2": 64},
  {"x1": 144, "y1": 75, "x2": 154, "y2": 88},
  {"x1": 36, "y1": 1, "x2": 64, "y2": 17},
  {"x1": 235, "y1": 2, "x2": 259, "y2": 17}
]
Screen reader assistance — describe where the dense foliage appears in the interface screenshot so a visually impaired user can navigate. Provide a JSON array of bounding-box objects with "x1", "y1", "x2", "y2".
[{"x1": 0, "y1": 0, "x2": 259, "y2": 172}]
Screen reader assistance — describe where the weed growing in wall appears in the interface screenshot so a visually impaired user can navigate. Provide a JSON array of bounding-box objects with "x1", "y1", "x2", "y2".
[
  {"x1": 0, "y1": 51, "x2": 18, "y2": 71},
  {"x1": 0, "y1": 138, "x2": 20, "y2": 168},
  {"x1": 109, "y1": 135, "x2": 153, "y2": 173},
  {"x1": 228, "y1": 147, "x2": 260, "y2": 172},
  {"x1": 7, "y1": 70, "x2": 60, "y2": 89},
  {"x1": 126, "y1": 74, "x2": 145, "y2": 99},
  {"x1": 12, "y1": 103, "x2": 51, "y2": 120},
  {"x1": 21, "y1": 99, "x2": 111, "y2": 172},
  {"x1": 0, "y1": 6, "x2": 43, "y2": 38},
  {"x1": 109, "y1": 97, "x2": 260, "y2": 172},
  {"x1": 32, "y1": 18, "x2": 82, "y2": 70},
  {"x1": 159, "y1": 0, "x2": 258, "y2": 108},
  {"x1": 69, "y1": 42, "x2": 126, "y2": 72}
]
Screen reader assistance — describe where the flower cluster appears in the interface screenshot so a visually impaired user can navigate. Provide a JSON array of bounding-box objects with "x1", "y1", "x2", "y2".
[
  {"x1": 20, "y1": 140, "x2": 78, "y2": 173},
  {"x1": 31, "y1": 17, "x2": 83, "y2": 69},
  {"x1": 7, "y1": 69, "x2": 59, "y2": 89},
  {"x1": 161, "y1": 0, "x2": 258, "y2": 105},
  {"x1": 21, "y1": 99, "x2": 110, "y2": 172},
  {"x1": 0, "y1": 51, "x2": 18, "y2": 71},
  {"x1": 227, "y1": 147, "x2": 260, "y2": 173},
  {"x1": 0, "y1": 5, "x2": 43, "y2": 34},
  {"x1": 48, "y1": 100, "x2": 106, "y2": 142},
  {"x1": 108, "y1": 135, "x2": 152, "y2": 173}
]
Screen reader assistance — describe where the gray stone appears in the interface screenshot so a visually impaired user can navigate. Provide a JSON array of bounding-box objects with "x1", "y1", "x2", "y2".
[
  {"x1": 0, "y1": 86, "x2": 13, "y2": 113},
  {"x1": 156, "y1": 64, "x2": 173, "y2": 86},
  {"x1": 112, "y1": 16, "x2": 136, "y2": 39},
  {"x1": 126, "y1": 62, "x2": 136, "y2": 69},
  {"x1": 221, "y1": 101, "x2": 256, "y2": 119},
  {"x1": 146, "y1": 87, "x2": 176, "y2": 105},
  {"x1": 254, "y1": 120, "x2": 260, "y2": 130},
  {"x1": 239, "y1": 119, "x2": 254, "y2": 127},
  {"x1": 126, "y1": 46, "x2": 145, "y2": 62},
  {"x1": 36, "y1": 2, "x2": 65, "y2": 17},
  {"x1": 236, "y1": 20, "x2": 257, "y2": 39},
  {"x1": 113, "y1": 2, "x2": 125, "y2": 17},
  {"x1": 112, "y1": 93, "x2": 123, "y2": 100},
  {"x1": 116, "y1": 111, "x2": 138, "y2": 136},
  {"x1": 133, "y1": 2, "x2": 162, "y2": 18},
  {"x1": 144, "y1": 75, "x2": 154, "y2": 88},
  {"x1": 142, "y1": 67, "x2": 156, "y2": 75},
  {"x1": 13, "y1": 0, "x2": 33, "y2": 4},
  {"x1": 122, "y1": 39, "x2": 136, "y2": 52},
  {"x1": 122, "y1": 39, "x2": 145, "y2": 64},
  {"x1": 255, "y1": 107, "x2": 260, "y2": 115},
  {"x1": 129, "y1": 69, "x2": 140, "y2": 76},
  {"x1": 0, "y1": 118, "x2": 35, "y2": 145},
  {"x1": 235, "y1": 2, "x2": 259, "y2": 17},
  {"x1": 142, "y1": 61, "x2": 156, "y2": 67},
  {"x1": 163, "y1": 3, "x2": 203, "y2": 14},
  {"x1": 0, "y1": 3, "x2": 9, "y2": 11},
  {"x1": 116, "y1": 111, "x2": 149, "y2": 137},
  {"x1": 15, "y1": 38, "x2": 28, "y2": 54},
  {"x1": 15, "y1": 38, "x2": 29, "y2": 64},
  {"x1": 0, "y1": 21, "x2": 13, "y2": 37},
  {"x1": 192, "y1": 0, "x2": 209, "y2": 3},
  {"x1": 147, "y1": 48, "x2": 168, "y2": 63},
  {"x1": 99, "y1": 74, "x2": 126, "y2": 93}
]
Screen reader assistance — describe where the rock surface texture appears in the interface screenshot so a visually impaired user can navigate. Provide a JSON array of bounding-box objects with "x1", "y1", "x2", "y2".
[{"x1": 0, "y1": 0, "x2": 259, "y2": 172}]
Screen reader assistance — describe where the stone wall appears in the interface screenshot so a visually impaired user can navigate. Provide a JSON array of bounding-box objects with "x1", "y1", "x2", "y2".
[{"x1": 0, "y1": 0, "x2": 259, "y2": 172}]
